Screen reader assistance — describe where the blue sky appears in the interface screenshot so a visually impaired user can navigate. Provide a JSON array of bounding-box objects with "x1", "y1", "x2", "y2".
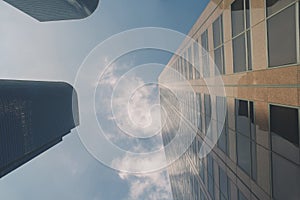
[{"x1": 0, "y1": 0, "x2": 209, "y2": 199}]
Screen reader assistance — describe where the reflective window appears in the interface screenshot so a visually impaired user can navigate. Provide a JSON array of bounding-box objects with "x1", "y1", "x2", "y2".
[
  {"x1": 231, "y1": 0, "x2": 245, "y2": 37},
  {"x1": 270, "y1": 105, "x2": 299, "y2": 164},
  {"x1": 201, "y1": 30, "x2": 210, "y2": 77},
  {"x1": 267, "y1": 4, "x2": 297, "y2": 67},
  {"x1": 200, "y1": 158, "x2": 205, "y2": 183},
  {"x1": 219, "y1": 167, "x2": 230, "y2": 200},
  {"x1": 204, "y1": 94, "x2": 212, "y2": 137},
  {"x1": 235, "y1": 99, "x2": 257, "y2": 180},
  {"x1": 213, "y1": 15, "x2": 223, "y2": 48},
  {"x1": 233, "y1": 34, "x2": 246, "y2": 72},
  {"x1": 193, "y1": 40, "x2": 201, "y2": 79},
  {"x1": 270, "y1": 105, "x2": 299, "y2": 147},
  {"x1": 272, "y1": 153, "x2": 300, "y2": 200},
  {"x1": 196, "y1": 93, "x2": 202, "y2": 132},
  {"x1": 188, "y1": 47, "x2": 193, "y2": 80},
  {"x1": 216, "y1": 96, "x2": 228, "y2": 154},
  {"x1": 236, "y1": 133, "x2": 251, "y2": 174},
  {"x1": 231, "y1": 0, "x2": 252, "y2": 72},
  {"x1": 214, "y1": 47, "x2": 224, "y2": 75},
  {"x1": 213, "y1": 15, "x2": 225, "y2": 75},
  {"x1": 245, "y1": 0, "x2": 250, "y2": 29},
  {"x1": 184, "y1": 52, "x2": 189, "y2": 80},
  {"x1": 238, "y1": 190, "x2": 247, "y2": 200},
  {"x1": 266, "y1": 0, "x2": 295, "y2": 16},
  {"x1": 236, "y1": 99, "x2": 250, "y2": 137},
  {"x1": 207, "y1": 154, "x2": 215, "y2": 199}
]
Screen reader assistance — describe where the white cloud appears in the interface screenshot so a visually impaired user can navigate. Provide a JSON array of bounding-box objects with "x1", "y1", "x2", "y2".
[
  {"x1": 119, "y1": 171, "x2": 172, "y2": 200},
  {"x1": 96, "y1": 59, "x2": 173, "y2": 199},
  {"x1": 116, "y1": 152, "x2": 172, "y2": 200},
  {"x1": 95, "y1": 59, "x2": 163, "y2": 149}
]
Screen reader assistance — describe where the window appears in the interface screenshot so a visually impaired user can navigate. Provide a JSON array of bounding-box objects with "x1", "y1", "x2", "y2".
[
  {"x1": 193, "y1": 40, "x2": 201, "y2": 79},
  {"x1": 231, "y1": 0, "x2": 252, "y2": 72},
  {"x1": 238, "y1": 190, "x2": 247, "y2": 200},
  {"x1": 196, "y1": 93, "x2": 202, "y2": 132},
  {"x1": 267, "y1": 1, "x2": 298, "y2": 67},
  {"x1": 176, "y1": 59, "x2": 180, "y2": 80},
  {"x1": 235, "y1": 99, "x2": 257, "y2": 180},
  {"x1": 188, "y1": 47, "x2": 193, "y2": 80},
  {"x1": 200, "y1": 158, "x2": 205, "y2": 183},
  {"x1": 270, "y1": 105, "x2": 299, "y2": 148},
  {"x1": 177, "y1": 58, "x2": 181, "y2": 80},
  {"x1": 204, "y1": 94, "x2": 212, "y2": 137},
  {"x1": 201, "y1": 30, "x2": 210, "y2": 77},
  {"x1": 213, "y1": 15, "x2": 225, "y2": 75},
  {"x1": 178, "y1": 57, "x2": 182, "y2": 80},
  {"x1": 270, "y1": 107, "x2": 300, "y2": 200},
  {"x1": 271, "y1": 153, "x2": 300, "y2": 200},
  {"x1": 207, "y1": 154, "x2": 215, "y2": 199},
  {"x1": 216, "y1": 96, "x2": 228, "y2": 154},
  {"x1": 219, "y1": 167, "x2": 230, "y2": 200},
  {"x1": 270, "y1": 105, "x2": 300, "y2": 164},
  {"x1": 183, "y1": 52, "x2": 189, "y2": 80}
]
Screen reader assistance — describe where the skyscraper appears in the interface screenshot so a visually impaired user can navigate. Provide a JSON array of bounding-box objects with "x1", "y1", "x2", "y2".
[
  {"x1": 3, "y1": 0, "x2": 99, "y2": 21},
  {"x1": 160, "y1": 0, "x2": 300, "y2": 199},
  {"x1": 0, "y1": 80, "x2": 79, "y2": 178}
]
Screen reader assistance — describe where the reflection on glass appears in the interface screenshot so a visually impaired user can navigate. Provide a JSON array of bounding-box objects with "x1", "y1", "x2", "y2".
[
  {"x1": 267, "y1": 4, "x2": 297, "y2": 67},
  {"x1": 160, "y1": 1, "x2": 300, "y2": 200},
  {"x1": 219, "y1": 167, "x2": 230, "y2": 200},
  {"x1": 233, "y1": 34, "x2": 246, "y2": 73},
  {"x1": 193, "y1": 40, "x2": 201, "y2": 79},
  {"x1": 266, "y1": 0, "x2": 295, "y2": 17},
  {"x1": 231, "y1": 0, "x2": 245, "y2": 37},
  {"x1": 201, "y1": 30, "x2": 210, "y2": 77}
]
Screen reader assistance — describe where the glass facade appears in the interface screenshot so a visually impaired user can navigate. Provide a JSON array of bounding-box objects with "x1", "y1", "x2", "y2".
[
  {"x1": 3, "y1": 0, "x2": 99, "y2": 22},
  {"x1": 0, "y1": 80, "x2": 79, "y2": 178},
  {"x1": 160, "y1": 0, "x2": 300, "y2": 199}
]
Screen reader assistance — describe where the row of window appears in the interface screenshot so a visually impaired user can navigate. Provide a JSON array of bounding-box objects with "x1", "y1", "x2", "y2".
[
  {"x1": 169, "y1": 0, "x2": 300, "y2": 81},
  {"x1": 160, "y1": 86, "x2": 299, "y2": 199},
  {"x1": 191, "y1": 94, "x2": 299, "y2": 199},
  {"x1": 199, "y1": 153, "x2": 237, "y2": 200}
]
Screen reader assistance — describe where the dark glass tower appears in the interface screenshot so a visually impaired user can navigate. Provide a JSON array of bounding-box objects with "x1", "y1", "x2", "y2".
[
  {"x1": 0, "y1": 80, "x2": 79, "y2": 178},
  {"x1": 3, "y1": 0, "x2": 99, "y2": 21}
]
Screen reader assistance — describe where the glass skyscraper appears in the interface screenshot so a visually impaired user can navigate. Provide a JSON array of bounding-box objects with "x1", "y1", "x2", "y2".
[
  {"x1": 0, "y1": 80, "x2": 79, "y2": 178},
  {"x1": 3, "y1": 0, "x2": 99, "y2": 21},
  {"x1": 160, "y1": 0, "x2": 300, "y2": 199}
]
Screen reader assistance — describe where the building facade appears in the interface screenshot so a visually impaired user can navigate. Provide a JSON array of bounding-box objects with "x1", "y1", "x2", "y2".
[
  {"x1": 3, "y1": 0, "x2": 99, "y2": 21},
  {"x1": 159, "y1": 0, "x2": 300, "y2": 199},
  {"x1": 0, "y1": 80, "x2": 79, "y2": 178}
]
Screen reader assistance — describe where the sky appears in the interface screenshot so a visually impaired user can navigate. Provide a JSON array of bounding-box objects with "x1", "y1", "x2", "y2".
[{"x1": 0, "y1": 0, "x2": 209, "y2": 199}]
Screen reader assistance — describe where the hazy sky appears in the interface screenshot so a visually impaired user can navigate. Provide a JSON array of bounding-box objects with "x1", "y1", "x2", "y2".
[{"x1": 0, "y1": 1, "x2": 209, "y2": 199}]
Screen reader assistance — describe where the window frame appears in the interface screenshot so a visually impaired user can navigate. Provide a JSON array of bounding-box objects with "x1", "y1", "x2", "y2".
[
  {"x1": 269, "y1": 101, "x2": 300, "y2": 200},
  {"x1": 231, "y1": 0, "x2": 252, "y2": 73},
  {"x1": 201, "y1": 29, "x2": 210, "y2": 78},
  {"x1": 213, "y1": 14, "x2": 226, "y2": 75},
  {"x1": 266, "y1": 0, "x2": 300, "y2": 68},
  {"x1": 216, "y1": 96, "x2": 229, "y2": 155},
  {"x1": 235, "y1": 98, "x2": 257, "y2": 181}
]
